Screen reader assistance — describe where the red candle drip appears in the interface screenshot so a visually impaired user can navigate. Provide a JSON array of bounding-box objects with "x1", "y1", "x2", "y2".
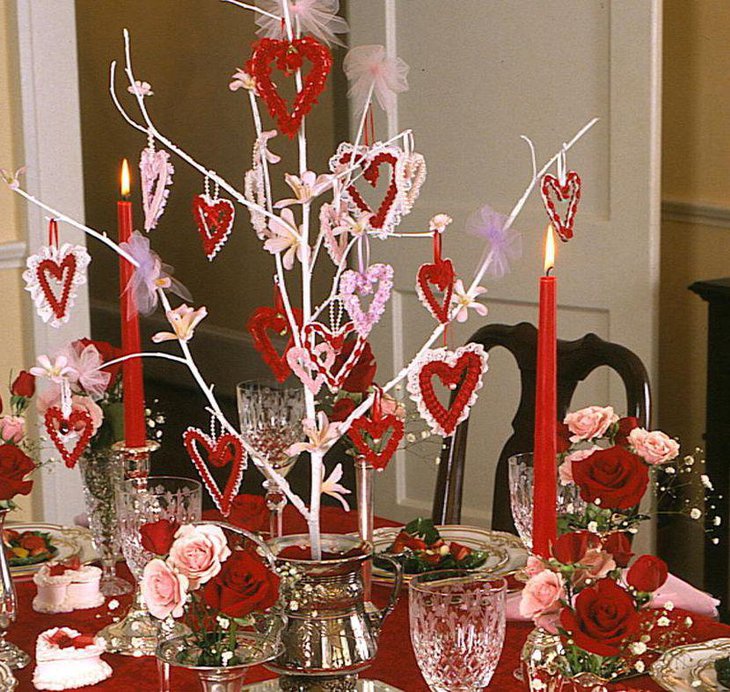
[
  {"x1": 118, "y1": 159, "x2": 146, "y2": 447},
  {"x1": 532, "y1": 228, "x2": 557, "y2": 558}
]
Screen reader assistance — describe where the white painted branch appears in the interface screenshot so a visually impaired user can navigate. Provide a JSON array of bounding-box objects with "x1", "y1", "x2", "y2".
[{"x1": 220, "y1": 0, "x2": 281, "y2": 21}]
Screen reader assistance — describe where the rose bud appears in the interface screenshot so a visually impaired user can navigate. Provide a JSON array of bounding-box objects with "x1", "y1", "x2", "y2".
[
  {"x1": 626, "y1": 554, "x2": 669, "y2": 593},
  {"x1": 552, "y1": 531, "x2": 600, "y2": 565},
  {"x1": 602, "y1": 532, "x2": 634, "y2": 568},
  {"x1": 140, "y1": 518, "x2": 179, "y2": 556},
  {"x1": 615, "y1": 416, "x2": 639, "y2": 446},
  {"x1": 11, "y1": 371, "x2": 35, "y2": 399}
]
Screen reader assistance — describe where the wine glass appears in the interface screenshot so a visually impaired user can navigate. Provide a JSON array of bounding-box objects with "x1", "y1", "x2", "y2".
[
  {"x1": 508, "y1": 452, "x2": 585, "y2": 551},
  {"x1": 410, "y1": 570, "x2": 507, "y2": 691},
  {"x1": 99, "y1": 476, "x2": 202, "y2": 656},
  {"x1": 237, "y1": 379, "x2": 305, "y2": 538}
]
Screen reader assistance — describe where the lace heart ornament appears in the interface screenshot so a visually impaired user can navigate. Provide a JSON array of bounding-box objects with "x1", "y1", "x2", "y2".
[
  {"x1": 140, "y1": 146, "x2": 174, "y2": 232},
  {"x1": 540, "y1": 171, "x2": 581, "y2": 242},
  {"x1": 44, "y1": 407, "x2": 94, "y2": 469},
  {"x1": 416, "y1": 258, "x2": 455, "y2": 324},
  {"x1": 340, "y1": 263, "x2": 394, "y2": 338},
  {"x1": 407, "y1": 343, "x2": 489, "y2": 438},
  {"x1": 23, "y1": 244, "x2": 90, "y2": 328},
  {"x1": 183, "y1": 427, "x2": 246, "y2": 517},
  {"x1": 286, "y1": 344, "x2": 334, "y2": 395},
  {"x1": 192, "y1": 194, "x2": 235, "y2": 261},
  {"x1": 247, "y1": 306, "x2": 303, "y2": 383},
  {"x1": 302, "y1": 321, "x2": 366, "y2": 392}
]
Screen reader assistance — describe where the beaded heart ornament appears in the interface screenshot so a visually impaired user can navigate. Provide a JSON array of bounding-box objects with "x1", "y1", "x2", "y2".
[
  {"x1": 44, "y1": 407, "x2": 94, "y2": 469},
  {"x1": 416, "y1": 228, "x2": 455, "y2": 324},
  {"x1": 348, "y1": 388, "x2": 404, "y2": 471},
  {"x1": 192, "y1": 177, "x2": 235, "y2": 261},
  {"x1": 407, "y1": 343, "x2": 489, "y2": 438},
  {"x1": 540, "y1": 170, "x2": 581, "y2": 242},
  {"x1": 340, "y1": 262, "x2": 394, "y2": 338}
]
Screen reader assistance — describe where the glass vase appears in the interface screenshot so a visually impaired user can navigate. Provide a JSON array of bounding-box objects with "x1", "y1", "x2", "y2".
[
  {"x1": 0, "y1": 509, "x2": 30, "y2": 669},
  {"x1": 355, "y1": 459, "x2": 374, "y2": 602},
  {"x1": 78, "y1": 449, "x2": 133, "y2": 596},
  {"x1": 520, "y1": 628, "x2": 566, "y2": 691}
]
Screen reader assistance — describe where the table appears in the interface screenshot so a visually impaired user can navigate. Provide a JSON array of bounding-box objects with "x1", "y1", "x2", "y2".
[{"x1": 8, "y1": 504, "x2": 730, "y2": 690}]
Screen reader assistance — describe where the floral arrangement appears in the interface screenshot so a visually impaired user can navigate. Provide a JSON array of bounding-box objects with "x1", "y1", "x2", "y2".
[
  {"x1": 520, "y1": 405, "x2": 710, "y2": 683},
  {"x1": 0, "y1": 370, "x2": 37, "y2": 511},
  {"x1": 139, "y1": 520, "x2": 279, "y2": 666}
]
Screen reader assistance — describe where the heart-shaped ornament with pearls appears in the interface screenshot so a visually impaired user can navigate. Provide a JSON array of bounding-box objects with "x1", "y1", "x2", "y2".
[{"x1": 540, "y1": 171, "x2": 581, "y2": 242}]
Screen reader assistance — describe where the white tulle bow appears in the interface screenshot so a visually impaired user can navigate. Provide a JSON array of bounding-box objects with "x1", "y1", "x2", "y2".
[
  {"x1": 255, "y1": 0, "x2": 349, "y2": 47},
  {"x1": 344, "y1": 45, "x2": 410, "y2": 119}
]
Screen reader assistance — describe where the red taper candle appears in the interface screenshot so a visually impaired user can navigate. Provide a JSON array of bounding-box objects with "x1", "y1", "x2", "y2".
[
  {"x1": 532, "y1": 226, "x2": 557, "y2": 558},
  {"x1": 118, "y1": 158, "x2": 146, "y2": 447}
]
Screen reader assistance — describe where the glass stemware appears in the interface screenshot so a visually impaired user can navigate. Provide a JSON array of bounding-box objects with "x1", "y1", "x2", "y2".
[
  {"x1": 99, "y1": 476, "x2": 202, "y2": 656},
  {"x1": 236, "y1": 380, "x2": 305, "y2": 538},
  {"x1": 410, "y1": 570, "x2": 507, "y2": 691}
]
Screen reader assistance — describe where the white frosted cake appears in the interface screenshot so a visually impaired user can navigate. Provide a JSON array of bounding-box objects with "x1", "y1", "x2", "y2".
[
  {"x1": 33, "y1": 561, "x2": 104, "y2": 613},
  {"x1": 33, "y1": 627, "x2": 112, "y2": 690}
]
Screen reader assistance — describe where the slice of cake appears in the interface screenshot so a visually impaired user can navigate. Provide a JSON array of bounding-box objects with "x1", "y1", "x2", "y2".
[
  {"x1": 33, "y1": 558, "x2": 104, "y2": 613},
  {"x1": 33, "y1": 627, "x2": 112, "y2": 690}
]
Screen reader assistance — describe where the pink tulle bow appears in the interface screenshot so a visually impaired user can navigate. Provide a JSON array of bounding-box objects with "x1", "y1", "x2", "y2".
[
  {"x1": 255, "y1": 0, "x2": 349, "y2": 47},
  {"x1": 344, "y1": 45, "x2": 409, "y2": 119},
  {"x1": 465, "y1": 204, "x2": 522, "y2": 279}
]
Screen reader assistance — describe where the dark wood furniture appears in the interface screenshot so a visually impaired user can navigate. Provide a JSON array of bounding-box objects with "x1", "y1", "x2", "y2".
[
  {"x1": 432, "y1": 322, "x2": 652, "y2": 532},
  {"x1": 690, "y1": 278, "x2": 730, "y2": 620}
]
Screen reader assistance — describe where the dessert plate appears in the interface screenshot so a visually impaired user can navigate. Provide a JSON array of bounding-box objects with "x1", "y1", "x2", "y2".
[{"x1": 651, "y1": 637, "x2": 730, "y2": 691}]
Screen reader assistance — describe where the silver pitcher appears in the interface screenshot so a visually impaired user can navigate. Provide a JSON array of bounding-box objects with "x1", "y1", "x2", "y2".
[{"x1": 265, "y1": 534, "x2": 403, "y2": 690}]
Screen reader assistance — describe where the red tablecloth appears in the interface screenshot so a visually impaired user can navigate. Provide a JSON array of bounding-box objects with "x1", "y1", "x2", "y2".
[{"x1": 9, "y1": 506, "x2": 730, "y2": 691}]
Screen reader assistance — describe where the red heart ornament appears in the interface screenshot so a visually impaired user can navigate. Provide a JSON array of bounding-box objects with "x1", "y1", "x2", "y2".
[
  {"x1": 302, "y1": 321, "x2": 366, "y2": 392},
  {"x1": 192, "y1": 194, "x2": 235, "y2": 261},
  {"x1": 540, "y1": 171, "x2": 581, "y2": 242},
  {"x1": 416, "y1": 258, "x2": 455, "y2": 324},
  {"x1": 248, "y1": 37, "x2": 332, "y2": 138},
  {"x1": 348, "y1": 413, "x2": 404, "y2": 471},
  {"x1": 247, "y1": 306, "x2": 303, "y2": 383},
  {"x1": 183, "y1": 427, "x2": 246, "y2": 517},
  {"x1": 44, "y1": 407, "x2": 94, "y2": 469},
  {"x1": 37, "y1": 255, "x2": 78, "y2": 322},
  {"x1": 407, "y1": 344, "x2": 489, "y2": 438}
]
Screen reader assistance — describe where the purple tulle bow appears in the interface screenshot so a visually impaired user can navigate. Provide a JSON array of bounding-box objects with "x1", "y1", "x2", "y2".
[{"x1": 465, "y1": 204, "x2": 522, "y2": 279}]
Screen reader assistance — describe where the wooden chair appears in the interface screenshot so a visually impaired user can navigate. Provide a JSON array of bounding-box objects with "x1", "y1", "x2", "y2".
[{"x1": 432, "y1": 322, "x2": 651, "y2": 532}]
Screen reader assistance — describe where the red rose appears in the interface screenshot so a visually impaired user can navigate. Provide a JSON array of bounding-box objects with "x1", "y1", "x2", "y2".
[
  {"x1": 560, "y1": 578, "x2": 640, "y2": 657},
  {"x1": 228, "y1": 495, "x2": 269, "y2": 533},
  {"x1": 572, "y1": 446, "x2": 649, "y2": 509},
  {"x1": 11, "y1": 370, "x2": 35, "y2": 399},
  {"x1": 0, "y1": 445, "x2": 34, "y2": 501},
  {"x1": 140, "y1": 519, "x2": 179, "y2": 556},
  {"x1": 339, "y1": 341, "x2": 376, "y2": 394},
  {"x1": 556, "y1": 422, "x2": 572, "y2": 454},
  {"x1": 76, "y1": 339, "x2": 123, "y2": 390},
  {"x1": 552, "y1": 531, "x2": 601, "y2": 565},
  {"x1": 203, "y1": 548, "x2": 280, "y2": 618},
  {"x1": 626, "y1": 555, "x2": 668, "y2": 593},
  {"x1": 615, "y1": 417, "x2": 639, "y2": 446},
  {"x1": 602, "y1": 532, "x2": 634, "y2": 568},
  {"x1": 330, "y1": 397, "x2": 356, "y2": 423}
]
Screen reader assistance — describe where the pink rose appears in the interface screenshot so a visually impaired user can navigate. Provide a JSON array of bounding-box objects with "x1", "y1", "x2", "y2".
[
  {"x1": 628, "y1": 428, "x2": 679, "y2": 465},
  {"x1": 140, "y1": 558, "x2": 188, "y2": 619},
  {"x1": 168, "y1": 524, "x2": 231, "y2": 589},
  {"x1": 573, "y1": 548, "x2": 616, "y2": 588},
  {"x1": 519, "y1": 569, "x2": 565, "y2": 627},
  {"x1": 0, "y1": 416, "x2": 25, "y2": 443},
  {"x1": 559, "y1": 446, "x2": 602, "y2": 485},
  {"x1": 524, "y1": 555, "x2": 547, "y2": 578},
  {"x1": 564, "y1": 406, "x2": 618, "y2": 443}
]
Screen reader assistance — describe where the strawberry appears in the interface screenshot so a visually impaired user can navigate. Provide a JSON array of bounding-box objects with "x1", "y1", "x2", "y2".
[{"x1": 449, "y1": 541, "x2": 472, "y2": 562}]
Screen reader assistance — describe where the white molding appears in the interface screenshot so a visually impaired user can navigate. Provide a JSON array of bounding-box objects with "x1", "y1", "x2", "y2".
[
  {"x1": 0, "y1": 240, "x2": 26, "y2": 269},
  {"x1": 662, "y1": 199, "x2": 730, "y2": 229}
]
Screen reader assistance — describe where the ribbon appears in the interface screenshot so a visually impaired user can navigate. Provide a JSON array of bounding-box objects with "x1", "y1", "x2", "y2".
[
  {"x1": 46, "y1": 629, "x2": 95, "y2": 649},
  {"x1": 432, "y1": 232, "x2": 447, "y2": 347},
  {"x1": 47, "y1": 555, "x2": 82, "y2": 577},
  {"x1": 48, "y1": 218, "x2": 59, "y2": 248},
  {"x1": 371, "y1": 385, "x2": 383, "y2": 422}
]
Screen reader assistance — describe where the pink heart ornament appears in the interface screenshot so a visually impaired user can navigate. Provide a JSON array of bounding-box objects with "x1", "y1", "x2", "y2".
[
  {"x1": 140, "y1": 146, "x2": 175, "y2": 232},
  {"x1": 340, "y1": 263, "x2": 394, "y2": 338},
  {"x1": 302, "y1": 321, "x2": 366, "y2": 392},
  {"x1": 287, "y1": 344, "x2": 334, "y2": 395},
  {"x1": 320, "y1": 203, "x2": 349, "y2": 265}
]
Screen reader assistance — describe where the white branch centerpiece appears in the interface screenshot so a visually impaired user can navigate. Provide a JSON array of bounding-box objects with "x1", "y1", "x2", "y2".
[{"x1": 4, "y1": 0, "x2": 597, "y2": 560}]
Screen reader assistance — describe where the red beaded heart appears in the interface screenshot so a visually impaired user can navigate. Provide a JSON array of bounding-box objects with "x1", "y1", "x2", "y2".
[
  {"x1": 541, "y1": 171, "x2": 581, "y2": 242},
  {"x1": 44, "y1": 407, "x2": 94, "y2": 469},
  {"x1": 416, "y1": 258, "x2": 455, "y2": 324},
  {"x1": 302, "y1": 321, "x2": 366, "y2": 391},
  {"x1": 248, "y1": 37, "x2": 332, "y2": 138},
  {"x1": 348, "y1": 413, "x2": 404, "y2": 471},
  {"x1": 183, "y1": 427, "x2": 245, "y2": 517},
  {"x1": 36, "y1": 255, "x2": 78, "y2": 321},
  {"x1": 192, "y1": 195, "x2": 235, "y2": 261},
  {"x1": 247, "y1": 306, "x2": 303, "y2": 383}
]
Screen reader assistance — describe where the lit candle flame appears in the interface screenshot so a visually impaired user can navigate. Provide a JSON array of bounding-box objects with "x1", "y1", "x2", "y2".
[
  {"x1": 120, "y1": 159, "x2": 131, "y2": 197},
  {"x1": 544, "y1": 224, "x2": 555, "y2": 275}
]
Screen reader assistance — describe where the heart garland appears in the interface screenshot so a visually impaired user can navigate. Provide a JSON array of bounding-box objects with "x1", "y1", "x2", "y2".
[
  {"x1": 416, "y1": 258, "x2": 455, "y2": 324},
  {"x1": 23, "y1": 244, "x2": 90, "y2": 328},
  {"x1": 348, "y1": 390, "x2": 404, "y2": 472},
  {"x1": 248, "y1": 36, "x2": 333, "y2": 138},
  {"x1": 192, "y1": 193, "x2": 235, "y2": 261},
  {"x1": 340, "y1": 263, "x2": 394, "y2": 338},
  {"x1": 329, "y1": 142, "x2": 425, "y2": 237},
  {"x1": 407, "y1": 343, "x2": 489, "y2": 438},
  {"x1": 44, "y1": 407, "x2": 95, "y2": 469},
  {"x1": 540, "y1": 171, "x2": 581, "y2": 242},
  {"x1": 302, "y1": 321, "x2": 366, "y2": 392},
  {"x1": 140, "y1": 144, "x2": 175, "y2": 232},
  {"x1": 183, "y1": 427, "x2": 246, "y2": 517},
  {"x1": 246, "y1": 305, "x2": 304, "y2": 383},
  {"x1": 286, "y1": 344, "x2": 334, "y2": 395}
]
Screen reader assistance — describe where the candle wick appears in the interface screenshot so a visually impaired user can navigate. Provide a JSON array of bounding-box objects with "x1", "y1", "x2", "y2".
[{"x1": 545, "y1": 266, "x2": 554, "y2": 277}]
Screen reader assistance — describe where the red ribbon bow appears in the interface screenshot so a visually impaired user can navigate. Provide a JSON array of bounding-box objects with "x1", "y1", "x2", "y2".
[
  {"x1": 48, "y1": 555, "x2": 82, "y2": 577},
  {"x1": 47, "y1": 630, "x2": 95, "y2": 649}
]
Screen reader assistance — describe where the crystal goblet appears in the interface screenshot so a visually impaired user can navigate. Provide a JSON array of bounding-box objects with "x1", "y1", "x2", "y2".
[
  {"x1": 236, "y1": 380, "x2": 305, "y2": 538},
  {"x1": 410, "y1": 570, "x2": 507, "y2": 691}
]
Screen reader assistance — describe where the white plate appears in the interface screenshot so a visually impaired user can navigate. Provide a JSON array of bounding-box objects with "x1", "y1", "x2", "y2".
[
  {"x1": 370, "y1": 524, "x2": 527, "y2": 584},
  {"x1": 5, "y1": 523, "x2": 97, "y2": 579},
  {"x1": 651, "y1": 638, "x2": 730, "y2": 691}
]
